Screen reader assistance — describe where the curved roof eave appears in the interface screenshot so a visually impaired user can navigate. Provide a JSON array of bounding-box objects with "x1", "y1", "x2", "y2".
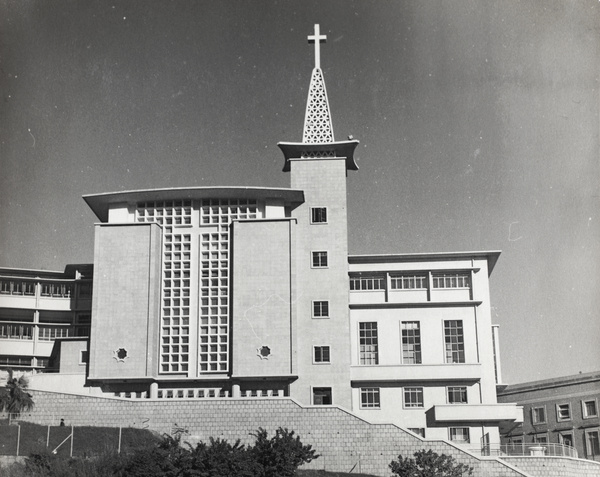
[{"x1": 83, "y1": 186, "x2": 305, "y2": 222}]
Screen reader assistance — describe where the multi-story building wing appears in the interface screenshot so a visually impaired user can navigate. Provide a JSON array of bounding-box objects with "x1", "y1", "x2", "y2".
[
  {"x1": 0, "y1": 265, "x2": 92, "y2": 372},
  {"x1": 498, "y1": 371, "x2": 600, "y2": 461}
]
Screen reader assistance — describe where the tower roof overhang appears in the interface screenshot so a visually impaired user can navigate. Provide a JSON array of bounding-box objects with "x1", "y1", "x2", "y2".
[
  {"x1": 83, "y1": 186, "x2": 305, "y2": 222},
  {"x1": 277, "y1": 140, "x2": 360, "y2": 172}
]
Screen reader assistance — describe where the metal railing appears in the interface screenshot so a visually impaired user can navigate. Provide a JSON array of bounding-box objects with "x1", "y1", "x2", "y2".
[{"x1": 474, "y1": 442, "x2": 578, "y2": 458}]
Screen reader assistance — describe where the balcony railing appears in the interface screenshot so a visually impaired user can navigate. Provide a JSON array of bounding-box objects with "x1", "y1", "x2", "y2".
[
  {"x1": 474, "y1": 443, "x2": 578, "y2": 458},
  {"x1": 38, "y1": 325, "x2": 71, "y2": 341},
  {"x1": 0, "y1": 323, "x2": 33, "y2": 340}
]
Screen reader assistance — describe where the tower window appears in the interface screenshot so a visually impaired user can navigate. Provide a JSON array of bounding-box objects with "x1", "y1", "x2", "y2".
[
  {"x1": 359, "y1": 322, "x2": 378, "y2": 365},
  {"x1": 310, "y1": 207, "x2": 328, "y2": 224},
  {"x1": 313, "y1": 346, "x2": 330, "y2": 363},
  {"x1": 444, "y1": 320, "x2": 465, "y2": 363},
  {"x1": 312, "y1": 251, "x2": 328, "y2": 268},
  {"x1": 401, "y1": 321, "x2": 422, "y2": 364},
  {"x1": 312, "y1": 300, "x2": 329, "y2": 318}
]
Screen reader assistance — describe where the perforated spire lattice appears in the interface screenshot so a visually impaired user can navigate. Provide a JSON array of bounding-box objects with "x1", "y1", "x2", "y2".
[{"x1": 302, "y1": 69, "x2": 335, "y2": 144}]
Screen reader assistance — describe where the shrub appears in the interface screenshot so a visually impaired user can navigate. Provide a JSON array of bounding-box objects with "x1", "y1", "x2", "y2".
[
  {"x1": 251, "y1": 427, "x2": 319, "y2": 477},
  {"x1": 389, "y1": 449, "x2": 473, "y2": 477}
]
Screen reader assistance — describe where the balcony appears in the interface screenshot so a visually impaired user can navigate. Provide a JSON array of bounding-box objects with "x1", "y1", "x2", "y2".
[{"x1": 431, "y1": 404, "x2": 524, "y2": 423}]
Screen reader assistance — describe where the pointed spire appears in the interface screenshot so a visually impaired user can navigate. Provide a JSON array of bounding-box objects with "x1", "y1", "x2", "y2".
[{"x1": 302, "y1": 25, "x2": 334, "y2": 144}]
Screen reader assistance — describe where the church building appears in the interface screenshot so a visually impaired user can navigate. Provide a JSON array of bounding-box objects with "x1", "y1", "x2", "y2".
[{"x1": 0, "y1": 25, "x2": 521, "y2": 448}]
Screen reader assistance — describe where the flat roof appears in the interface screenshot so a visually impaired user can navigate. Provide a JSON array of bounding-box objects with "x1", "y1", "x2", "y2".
[
  {"x1": 83, "y1": 186, "x2": 305, "y2": 222},
  {"x1": 498, "y1": 370, "x2": 600, "y2": 396},
  {"x1": 348, "y1": 251, "x2": 501, "y2": 274}
]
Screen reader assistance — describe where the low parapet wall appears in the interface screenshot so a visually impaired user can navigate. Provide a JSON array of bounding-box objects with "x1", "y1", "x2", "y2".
[
  {"x1": 501, "y1": 456, "x2": 600, "y2": 477},
  {"x1": 14, "y1": 390, "x2": 534, "y2": 476}
]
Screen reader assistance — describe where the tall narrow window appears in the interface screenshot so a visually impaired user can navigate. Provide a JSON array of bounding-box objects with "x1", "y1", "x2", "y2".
[
  {"x1": 310, "y1": 207, "x2": 328, "y2": 224},
  {"x1": 401, "y1": 321, "x2": 422, "y2": 364},
  {"x1": 312, "y1": 251, "x2": 328, "y2": 268},
  {"x1": 359, "y1": 322, "x2": 378, "y2": 365},
  {"x1": 360, "y1": 388, "x2": 380, "y2": 409},
  {"x1": 532, "y1": 406, "x2": 546, "y2": 424},
  {"x1": 444, "y1": 320, "x2": 465, "y2": 363},
  {"x1": 586, "y1": 430, "x2": 600, "y2": 458},
  {"x1": 583, "y1": 399, "x2": 598, "y2": 419},
  {"x1": 312, "y1": 301, "x2": 329, "y2": 318}
]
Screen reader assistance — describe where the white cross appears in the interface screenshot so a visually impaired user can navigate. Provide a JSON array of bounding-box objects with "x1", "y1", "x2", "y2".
[{"x1": 308, "y1": 24, "x2": 327, "y2": 69}]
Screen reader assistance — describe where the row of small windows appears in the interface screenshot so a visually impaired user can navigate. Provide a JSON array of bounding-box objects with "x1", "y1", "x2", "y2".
[
  {"x1": 359, "y1": 386, "x2": 469, "y2": 409},
  {"x1": 350, "y1": 273, "x2": 471, "y2": 291},
  {"x1": 359, "y1": 321, "x2": 465, "y2": 365},
  {"x1": 531, "y1": 399, "x2": 598, "y2": 424}
]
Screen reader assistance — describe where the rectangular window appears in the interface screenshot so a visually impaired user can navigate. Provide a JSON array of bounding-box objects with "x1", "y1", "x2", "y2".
[
  {"x1": 586, "y1": 430, "x2": 600, "y2": 458},
  {"x1": 310, "y1": 207, "x2": 327, "y2": 224},
  {"x1": 444, "y1": 320, "x2": 465, "y2": 363},
  {"x1": 313, "y1": 346, "x2": 330, "y2": 363},
  {"x1": 312, "y1": 301, "x2": 329, "y2": 318},
  {"x1": 449, "y1": 427, "x2": 470, "y2": 444},
  {"x1": 360, "y1": 388, "x2": 380, "y2": 409},
  {"x1": 404, "y1": 387, "x2": 424, "y2": 408},
  {"x1": 313, "y1": 387, "x2": 332, "y2": 405},
  {"x1": 401, "y1": 321, "x2": 422, "y2": 364},
  {"x1": 390, "y1": 275, "x2": 427, "y2": 290},
  {"x1": 532, "y1": 406, "x2": 546, "y2": 424},
  {"x1": 432, "y1": 273, "x2": 470, "y2": 289},
  {"x1": 359, "y1": 322, "x2": 378, "y2": 365},
  {"x1": 312, "y1": 251, "x2": 328, "y2": 268},
  {"x1": 447, "y1": 386, "x2": 468, "y2": 404},
  {"x1": 556, "y1": 403, "x2": 571, "y2": 421},
  {"x1": 349, "y1": 276, "x2": 384, "y2": 291},
  {"x1": 559, "y1": 433, "x2": 574, "y2": 448},
  {"x1": 533, "y1": 434, "x2": 548, "y2": 444},
  {"x1": 80, "y1": 350, "x2": 89, "y2": 364},
  {"x1": 408, "y1": 428, "x2": 425, "y2": 438},
  {"x1": 583, "y1": 399, "x2": 598, "y2": 419}
]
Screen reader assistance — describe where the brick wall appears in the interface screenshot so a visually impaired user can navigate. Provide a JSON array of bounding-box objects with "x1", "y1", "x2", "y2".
[
  {"x1": 23, "y1": 390, "x2": 596, "y2": 476},
  {"x1": 15, "y1": 390, "x2": 535, "y2": 476}
]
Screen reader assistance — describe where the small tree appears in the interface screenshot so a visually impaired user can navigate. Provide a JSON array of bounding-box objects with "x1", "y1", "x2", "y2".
[
  {"x1": 250, "y1": 427, "x2": 319, "y2": 477},
  {"x1": 390, "y1": 449, "x2": 473, "y2": 477},
  {"x1": 0, "y1": 369, "x2": 34, "y2": 419}
]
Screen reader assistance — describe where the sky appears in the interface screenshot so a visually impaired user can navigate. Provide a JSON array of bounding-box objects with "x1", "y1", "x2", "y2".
[{"x1": 0, "y1": 0, "x2": 598, "y2": 384}]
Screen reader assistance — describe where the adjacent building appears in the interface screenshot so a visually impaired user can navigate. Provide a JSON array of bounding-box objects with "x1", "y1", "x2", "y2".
[
  {"x1": 0, "y1": 25, "x2": 522, "y2": 448},
  {"x1": 497, "y1": 371, "x2": 600, "y2": 461}
]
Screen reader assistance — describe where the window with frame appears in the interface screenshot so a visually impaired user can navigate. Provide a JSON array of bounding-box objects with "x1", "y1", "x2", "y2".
[
  {"x1": 583, "y1": 399, "x2": 598, "y2": 419},
  {"x1": 349, "y1": 276, "x2": 384, "y2": 291},
  {"x1": 80, "y1": 350, "x2": 89, "y2": 364},
  {"x1": 532, "y1": 406, "x2": 546, "y2": 424},
  {"x1": 432, "y1": 273, "x2": 470, "y2": 289},
  {"x1": 403, "y1": 387, "x2": 424, "y2": 408},
  {"x1": 586, "y1": 430, "x2": 600, "y2": 458},
  {"x1": 533, "y1": 434, "x2": 548, "y2": 444},
  {"x1": 313, "y1": 387, "x2": 332, "y2": 405},
  {"x1": 449, "y1": 427, "x2": 470, "y2": 443},
  {"x1": 312, "y1": 301, "x2": 329, "y2": 318},
  {"x1": 312, "y1": 251, "x2": 328, "y2": 268},
  {"x1": 359, "y1": 322, "x2": 378, "y2": 365},
  {"x1": 559, "y1": 433, "x2": 574, "y2": 448},
  {"x1": 390, "y1": 275, "x2": 427, "y2": 290},
  {"x1": 444, "y1": 320, "x2": 465, "y2": 363},
  {"x1": 408, "y1": 428, "x2": 425, "y2": 438},
  {"x1": 310, "y1": 207, "x2": 328, "y2": 224},
  {"x1": 556, "y1": 403, "x2": 571, "y2": 421},
  {"x1": 447, "y1": 386, "x2": 468, "y2": 404},
  {"x1": 313, "y1": 346, "x2": 330, "y2": 363},
  {"x1": 360, "y1": 388, "x2": 380, "y2": 409},
  {"x1": 401, "y1": 321, "x2": 422, "y2": 364}
]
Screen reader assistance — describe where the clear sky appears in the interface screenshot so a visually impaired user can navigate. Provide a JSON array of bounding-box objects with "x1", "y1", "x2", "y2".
[{"x1": 0, "y1": 0, "x2": 598, "y2": 384}]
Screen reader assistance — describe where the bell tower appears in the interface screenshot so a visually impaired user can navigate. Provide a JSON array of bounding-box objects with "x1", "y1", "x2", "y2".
[{"x1": 278, "y1": 24, "x2": 359, "y2": 408}]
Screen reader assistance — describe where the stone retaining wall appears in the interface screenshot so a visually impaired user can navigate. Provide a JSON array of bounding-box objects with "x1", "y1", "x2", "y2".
[{"x1": 502, "y1": 456, "x2": 600, "y2": 477}]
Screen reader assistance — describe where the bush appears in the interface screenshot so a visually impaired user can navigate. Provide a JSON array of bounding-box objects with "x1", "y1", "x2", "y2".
[
  {"x1": 250, "y1": 427, "x2": 319, "y2": 477},
  {"x1": 389, "y1": 449, "x2": 473, "y2": 477}
]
